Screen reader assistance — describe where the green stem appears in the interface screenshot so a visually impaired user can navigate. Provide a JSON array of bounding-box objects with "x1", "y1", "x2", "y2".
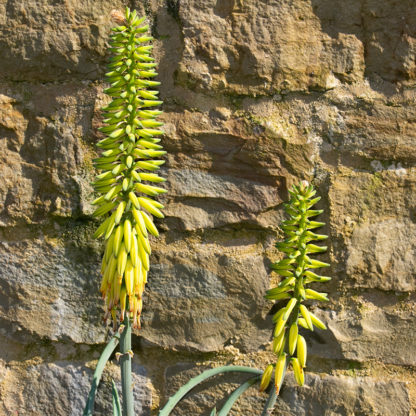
[
  {"x1": 261, "y1": 388, "x2": 278, "y2": 416},
  {"x1": 120, "y1": 314, "x2": 134, "y2": 416},
  {"x1": 83, "y1": 332, "x2": 120, "y2": 416},
  {"x1": 217, "y1": 376, "x2": 260, "y2": 416},
  {"x1": 159, "y1": 366, "x2": 263, "y2": 416}
]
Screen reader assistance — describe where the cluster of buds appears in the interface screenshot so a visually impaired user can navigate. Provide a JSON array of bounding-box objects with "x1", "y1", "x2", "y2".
[
  {"x1": 260, "y1": 181, "x2": 330, "y2": 394},
  {"x1": 92, "y1": 7, "x2": 166, "y2": 330}
]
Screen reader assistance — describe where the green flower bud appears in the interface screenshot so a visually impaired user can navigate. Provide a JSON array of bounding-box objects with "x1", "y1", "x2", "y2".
[{"x1": 264, "y1": 182, "x2": 331, "y2": 393}]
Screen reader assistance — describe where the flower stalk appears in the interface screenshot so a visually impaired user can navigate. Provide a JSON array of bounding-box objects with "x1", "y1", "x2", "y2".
[
  {"x1": 261, "y1": 181, "x2": 331, "y2": 393},
  {"x1": 120, "y1": 313, "x2": 134, "y2": 416},
  {"x1": 92, "y1": 7, "x2": 166, "y2": 331},
  {"x1": 156, "y1": 183, "x2": 331, "y2": 413},
  {"x1": 87, "y1": 7, "x2": 165, "y2": 416}
]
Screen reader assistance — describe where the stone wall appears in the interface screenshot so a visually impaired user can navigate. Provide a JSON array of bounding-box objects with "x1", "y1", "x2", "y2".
[{"x1": 0, "y1": 0, "x2": 415, "y2": 415}]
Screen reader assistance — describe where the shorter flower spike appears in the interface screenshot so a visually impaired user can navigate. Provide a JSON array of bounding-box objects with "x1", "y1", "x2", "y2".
[{"x1": 264, "y1": 182, "x2": 331, "y2": 393}]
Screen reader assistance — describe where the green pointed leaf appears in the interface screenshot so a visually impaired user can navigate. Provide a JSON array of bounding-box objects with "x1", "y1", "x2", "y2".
[
  {"x1": 303, "y1": 270, "x2": 331, "y2": 282},
  {"x1": 305, "y1": 209, "x2": 323, "y2": 218},
  {"x1": 111, "y1": 380, "x2": 122, "y2": 416},
  {"x1": 305, "y1": 257, "x2": 330, "y2": 268},
  {"x1": 306, "y1": 221, "x2": 326, "y2": 230},
  {"x1": 266, "y1": 285, "x2": 293, "y2": 297},
  {"x1": 306, "y1": 244, "x2": 327, "y2": 254},
  {"x1": 305, "y1": 289, "x2": 329, "y2": 301},
  {"x1": 306, "y1": 196, "x2": 321, "y2": 208}
]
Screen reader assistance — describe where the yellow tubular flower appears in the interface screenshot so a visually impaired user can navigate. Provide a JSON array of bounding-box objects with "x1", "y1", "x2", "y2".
[
  {"x1": 259, "y1": 364, "x2": 274, "y2": 392},
  {"x1": 92, "y1": 8, "x2": 166, "y2": 330}
]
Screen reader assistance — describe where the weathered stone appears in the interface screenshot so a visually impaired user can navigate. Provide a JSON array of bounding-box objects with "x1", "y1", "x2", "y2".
[
  {"x1": 311, "y1": 0, "x2": 416, "y2": 85},
  {"x1": 149, "y1": 263, "x2": 227, "y2": 300},
  {"x1": 0, "y1": 83, "x2": 97, "y2": 226},
  {"x1": 0, "y1": 237, "x2": 106, "y2": 344},
  {"x1": 176, "y1": 0, "x2": 364, "y2": 95},
  {"x1": 174, "y1": 0, "x2": 416, "y2": 95},
  {"x1": 0, "y1": 359, "x2": 151, "y2": 416},
  {"x1": 0, "y1": 0, "x2": 129, "y2": 82},
  {"x1": 156, "y1": 106, "x2": 314, "y2": 232},
  {"x1": 322, "y1": 97, "x2": 416, "y2": 165},
  {"x1": 278, "y1": 373, "x2": 411, "y2": 416},
  {"x1": 328, "y1": 169, "x2": 416, "y2": 291},
  {"x1": 141, "y1": 232, "x2": 272, "y2": 352},
  {"x1": 164, "y1": 168, "x2": 281, "y2": 230},
  {"x1": 307, "y1": 297, "x2": 416, "y2": 366},
  {"x1": 346, "y1": 219, "x2": 416, "y2": 292}
]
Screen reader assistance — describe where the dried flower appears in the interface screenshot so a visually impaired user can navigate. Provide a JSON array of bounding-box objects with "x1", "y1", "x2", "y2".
[{"x1": 110, "y1": 9, "x2": 126, "y2": 25}]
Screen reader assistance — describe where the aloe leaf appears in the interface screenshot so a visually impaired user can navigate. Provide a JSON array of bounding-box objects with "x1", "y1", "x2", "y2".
[
  {"x1": 83, "y1": 332, "x2": 120, "y2": 416},
  {"x1": 112, "y1": 379, "x2": 122, "y2": 416},
  {"x1": 261, "y1": 388, "x2": 278, "y2": 416},
  {"x1": 217, "y1": 376, "x2": 260, "y2": 416},
  {"x1": 159, "y1": 366, "x2": 263, "y2": 416}
]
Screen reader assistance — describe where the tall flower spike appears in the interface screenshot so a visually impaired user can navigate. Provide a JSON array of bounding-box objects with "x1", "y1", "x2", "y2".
[
  {"x1": 261, "y1": 181, "x2": 331, "y2": 393},
  {"x1": 92, "y1": 7, "x2": 166, "y2": 331}
]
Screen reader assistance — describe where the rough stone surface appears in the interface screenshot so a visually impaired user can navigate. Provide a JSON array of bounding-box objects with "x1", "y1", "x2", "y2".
[
  {"x1": 307, "y1": 296, "x2": 416, "y2": 366},
  {"x1": 0, "y1": 359, "x2": 151, "y2": 416},
  {"x1": 0, "y1": 83, "x2": 97, "y2": 226},
  {"x1": 278, "y1": 374, "x2": 411, "y2": 416},
  {"x1": 0, "y1": 236, "x2": 106, "y2": 344},
  {"x1": 329, "y1": 170, "x2": 416, "y2": 292},
  {"x1": 164, "y1": 168, "x2": 281, "y2": 230},
  {"x1": 0, "y1": 0, "x2": 416, "y2": 415},
  {"x1": 141, "y1": 233, "x2": 271, "y2": 351},
  {"x1": 346, "y1": 219, "x2": 416, "y2": 292},
  {"x1": 177, "y1": 0, "x2": 365, "y2": 94}
]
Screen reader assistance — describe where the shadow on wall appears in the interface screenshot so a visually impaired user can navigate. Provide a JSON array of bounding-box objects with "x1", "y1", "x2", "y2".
[{"x1": 311, "y1": 0, "x2": 416, "y2": 85}]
